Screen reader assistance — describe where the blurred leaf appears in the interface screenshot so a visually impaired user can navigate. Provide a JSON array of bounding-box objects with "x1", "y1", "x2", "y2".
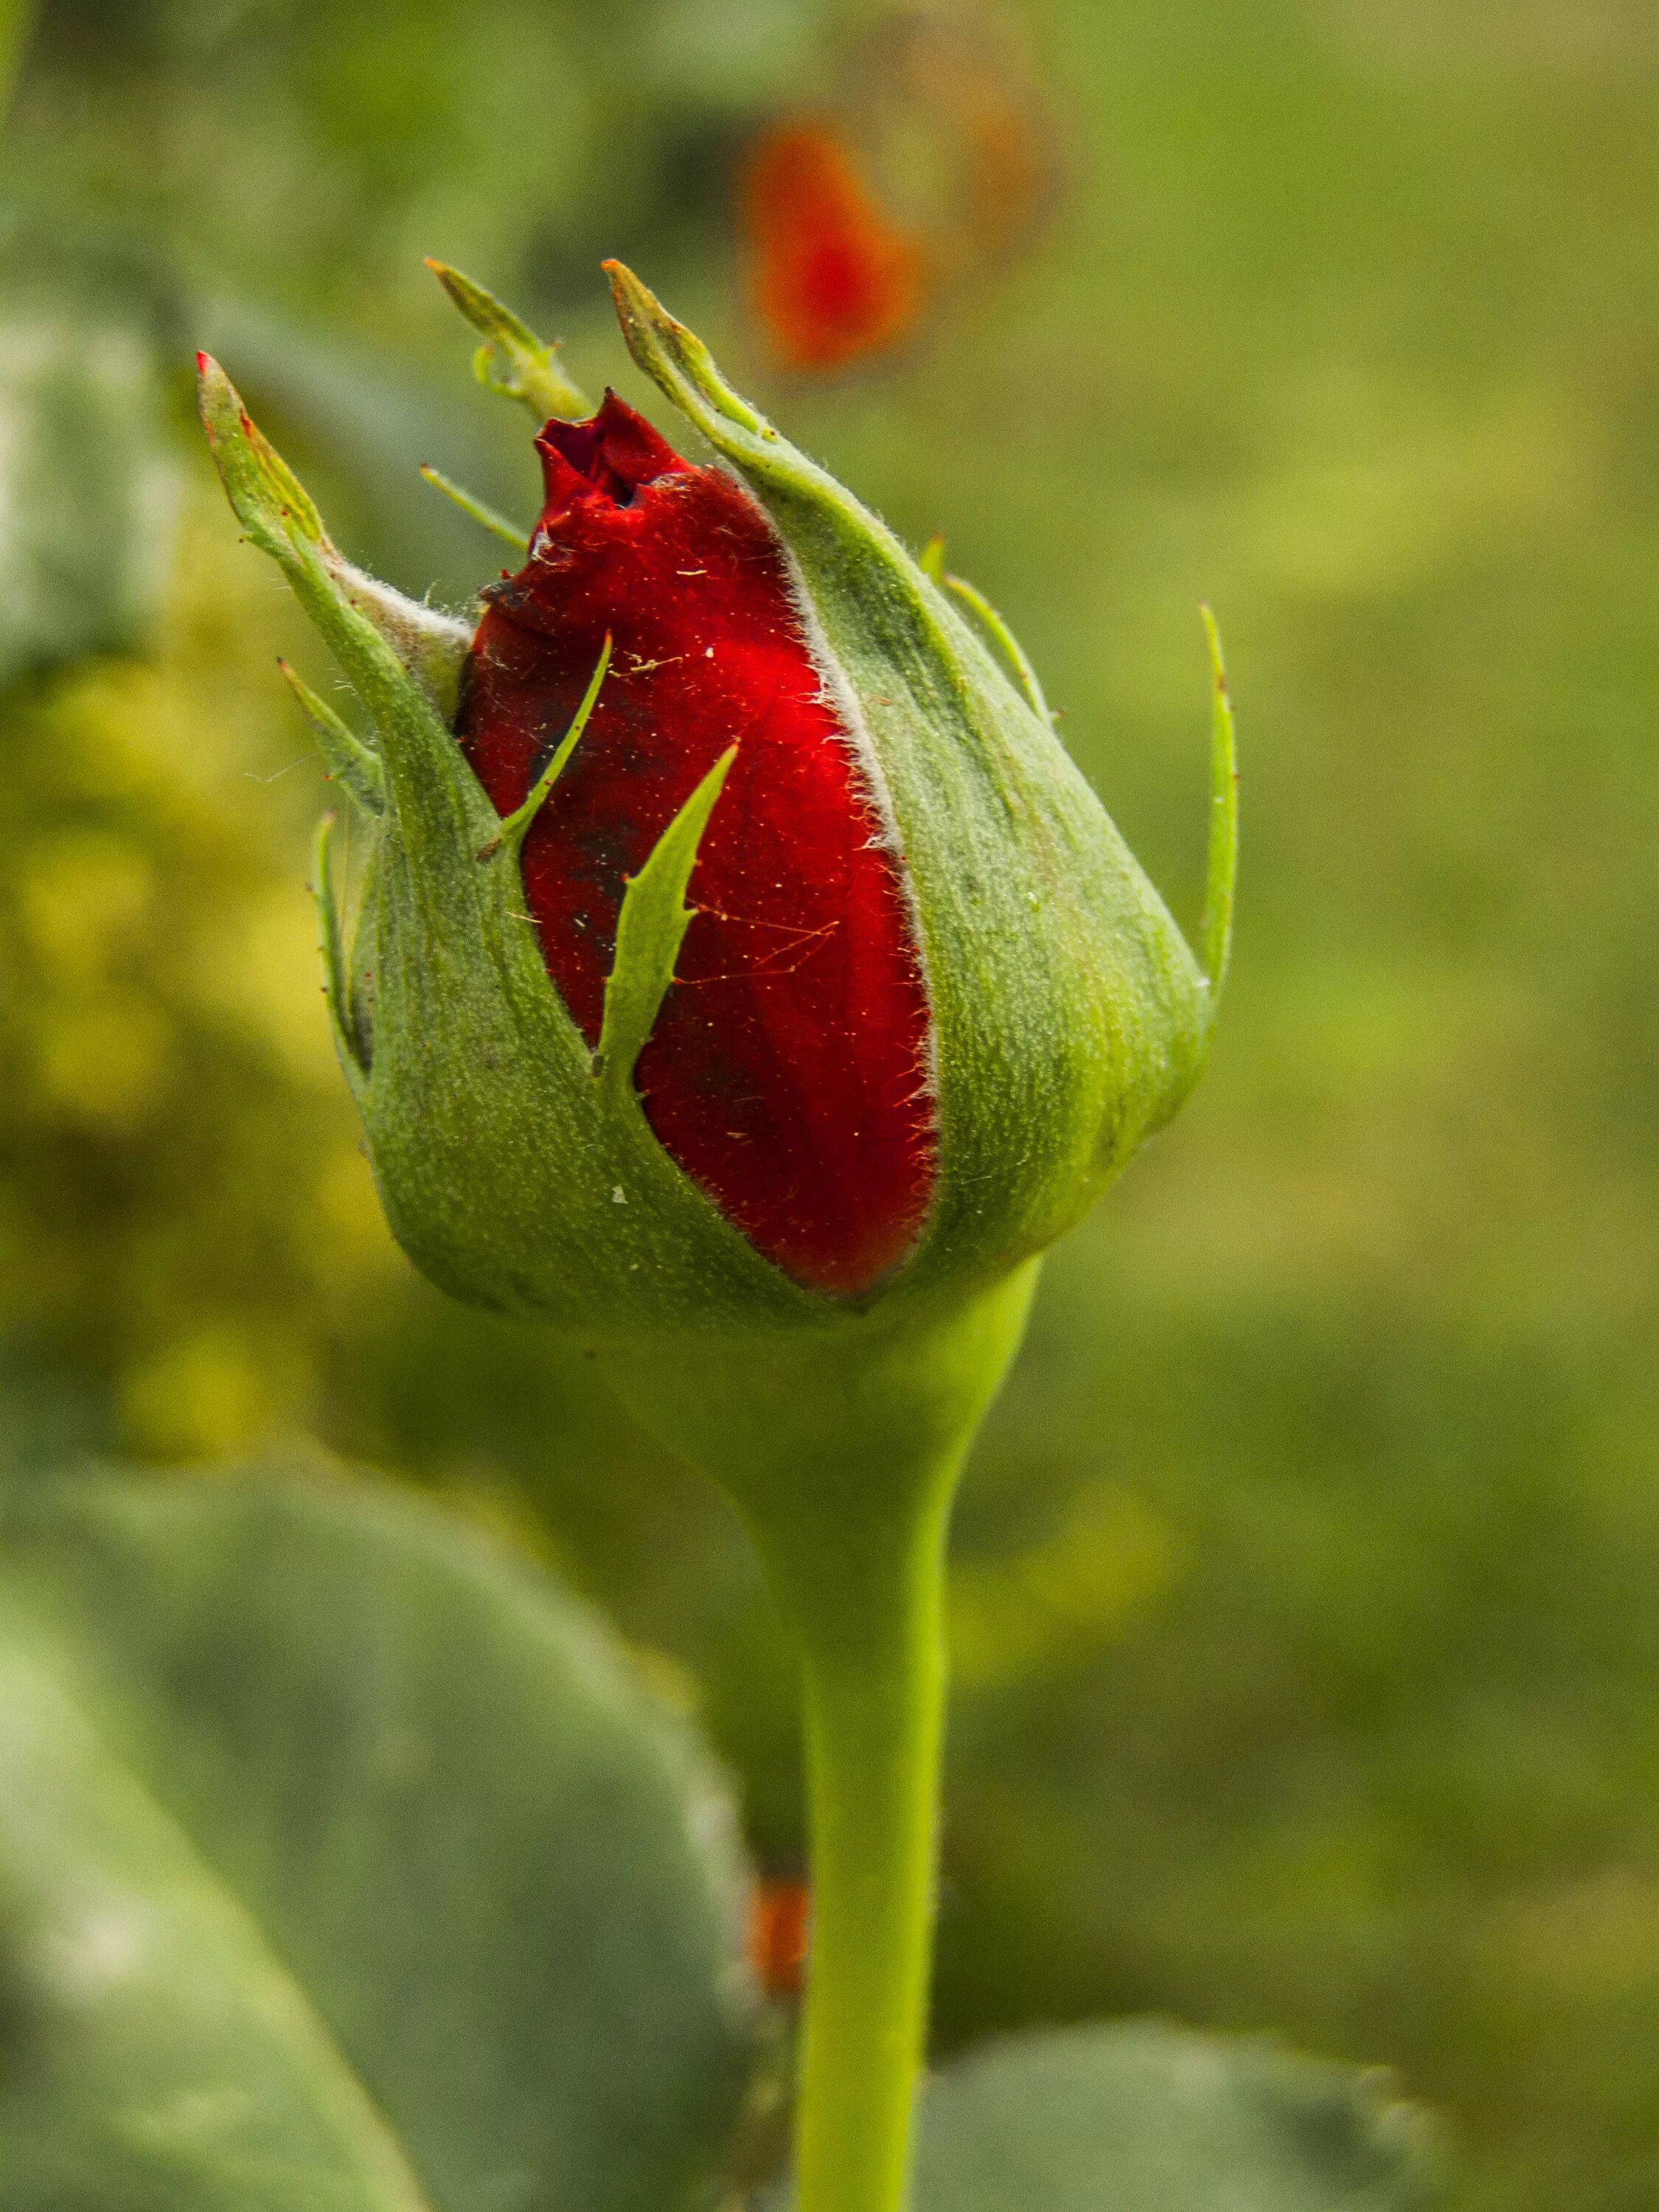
[
  {"x1": 0, "y1": 305, "x2": 175, "y2": 686},
  {"x1": 913, "y1": 2021, "x2": 1444, "y2": 2212},
  {"x1": 0, "y1": 1462, "x2": 759, "y2": 2211}
]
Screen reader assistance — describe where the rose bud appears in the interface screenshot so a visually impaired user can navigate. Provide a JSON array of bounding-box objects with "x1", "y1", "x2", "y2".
[{"x1": 195, "y1": 265, "x2": 1234, "y2": 1340}]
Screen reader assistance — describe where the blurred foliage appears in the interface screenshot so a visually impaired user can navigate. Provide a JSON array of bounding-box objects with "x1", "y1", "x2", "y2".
[
  {"x1": 0, "y1": 1460, "x2": 759, "y2": 2207},
  {"x1": 912, "y1": 2020, "x2": 1441, "y2": 2212},
  {"x1": 0, "y1": 286, "x2": 175, "y2": 685},
  {"x1": 0, "y1": 1455, "x2": 1438, "y2": 2212},
  {"x1": 0, "y1": 499, "x2": 399, "y2": 1455},
  {"x1": 2, "y1": 2, "x2": 1658, "y2": 2208}
]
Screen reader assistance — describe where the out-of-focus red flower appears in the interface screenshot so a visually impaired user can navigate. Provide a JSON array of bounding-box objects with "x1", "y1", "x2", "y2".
[
  {"x1": 458, "y1": 392, "x2": 937, "y2": 1298},
  {"x1": 739, "y1": 10, "x2": 1062, "y2": 375},
  {"x1": 748, "y1": 1879, "x2": 812, "y2": 1999},
  {"x1": 740, "y1": 124, "x2": 925, "y2": 373}
]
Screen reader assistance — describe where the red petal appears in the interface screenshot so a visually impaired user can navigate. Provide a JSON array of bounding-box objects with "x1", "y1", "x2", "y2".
[{"x1": 459, "y1": 394, "x2": 936, "y2": 1297}]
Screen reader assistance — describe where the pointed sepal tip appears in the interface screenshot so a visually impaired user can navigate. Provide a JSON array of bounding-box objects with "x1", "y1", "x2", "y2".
[{"x1": 426, "y1": 258, "x2": 592, "y2": 424}]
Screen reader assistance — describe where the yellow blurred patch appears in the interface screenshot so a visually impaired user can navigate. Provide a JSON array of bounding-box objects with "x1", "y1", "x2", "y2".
[
  {"x1": 118, "y1": 1325, "x2": 312, "y2": 1461},
  {"x1": 194, "y1": 881, "x2": 341, "y2": 1088},
  {"x1": 310, "y1": 1143, "x2": 401, "y2": 1283},
  {"x1": 31, "y1": 995, "x2": 175, "y2": 1129},
  {"x1": 16, "y1": 829, "x2": 156, "y2": 979}
]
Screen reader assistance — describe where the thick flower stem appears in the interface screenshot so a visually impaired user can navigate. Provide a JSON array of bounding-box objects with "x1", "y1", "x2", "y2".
[
  {"x1": 598, "y1": 1260, "x2": 1040, "y2": 2212},
  {"x1": 744, "y1": 1446, "x2": 953, "y2": 2212}
]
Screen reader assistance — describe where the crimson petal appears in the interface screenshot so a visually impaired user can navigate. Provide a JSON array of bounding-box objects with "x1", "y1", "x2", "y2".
[{"x1": 459, "y1": 392, "x2": 936, "y2": 1297}]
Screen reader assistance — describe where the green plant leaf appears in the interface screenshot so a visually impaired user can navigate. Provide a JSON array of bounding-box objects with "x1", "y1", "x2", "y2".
[
  {"x1": 0, "y1": 1462, "x2": 759, "y2": 2212},
  {"x1": 912, "y1": 2022, "x2": 1444, "y2": 2212}
]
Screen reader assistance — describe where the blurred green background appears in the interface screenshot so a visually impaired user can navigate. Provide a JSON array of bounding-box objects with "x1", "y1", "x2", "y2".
[{"x1": 1, "y1": 1, "x2": 1656, "y2": 2205}]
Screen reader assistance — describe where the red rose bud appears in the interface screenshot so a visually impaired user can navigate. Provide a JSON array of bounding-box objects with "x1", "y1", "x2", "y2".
[
  {"x1": 195, "y1": 265, "x2": 1234, "y2": 1343},
  {"x1": 459, "y1": 393, "x2": 935, "y2": 1297}
]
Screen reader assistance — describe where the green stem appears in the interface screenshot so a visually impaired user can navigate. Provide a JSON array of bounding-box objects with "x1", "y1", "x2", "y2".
[
  {"x1": 599, "y1": 1260, "x2": 1040, "y2": 2212},
  {"x1": 744, "y1": 1444, "x2": 953, "y2": 2212}
]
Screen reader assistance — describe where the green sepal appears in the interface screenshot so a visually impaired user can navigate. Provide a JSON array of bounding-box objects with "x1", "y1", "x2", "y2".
[
  {"x1": 942, "y1": 570, "x2": 1053, "y2": 726},
  {"x1": 420, "y1": 462, "x2": 531, "y2": 550},
  {"x1": 918, "y1": 535, "x2": 1053, "y2": 726},
  {"x1": 197, "y1": 356, "x2": 471, "y2": 726},
  {"x1": 482, "y1": 636, "x2": 613, "y2": 863},
  {"x1": 357, "y1": 749, "x2": 815, "y2": 1332},
  {"x1": 310, "y1": 810, "x2": 369, "y2": 1095},
  {"x1": 279, "y1": 658, "x2": 385, "y2": 817},
  {"x1": 200, "y1": 359, "x2": 824, "y2": 1335},
  {"x1": 425, "y1": 259, "x2": 592, "y2": 423},
  {"x1": 597, "y1": 745, "x2": 738, "y2": 1099},
  {"x1": 335, "y1": 566, "x2": 473, "y2": 724},
  {"x1": 605, "y1": 261, "x2": 1220, "y2": 1300}
]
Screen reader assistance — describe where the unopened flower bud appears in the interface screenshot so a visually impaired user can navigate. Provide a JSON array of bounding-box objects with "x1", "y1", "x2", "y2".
[{"x1": 196, "y1": 266, "x2": 1234, "y2": 1342}]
